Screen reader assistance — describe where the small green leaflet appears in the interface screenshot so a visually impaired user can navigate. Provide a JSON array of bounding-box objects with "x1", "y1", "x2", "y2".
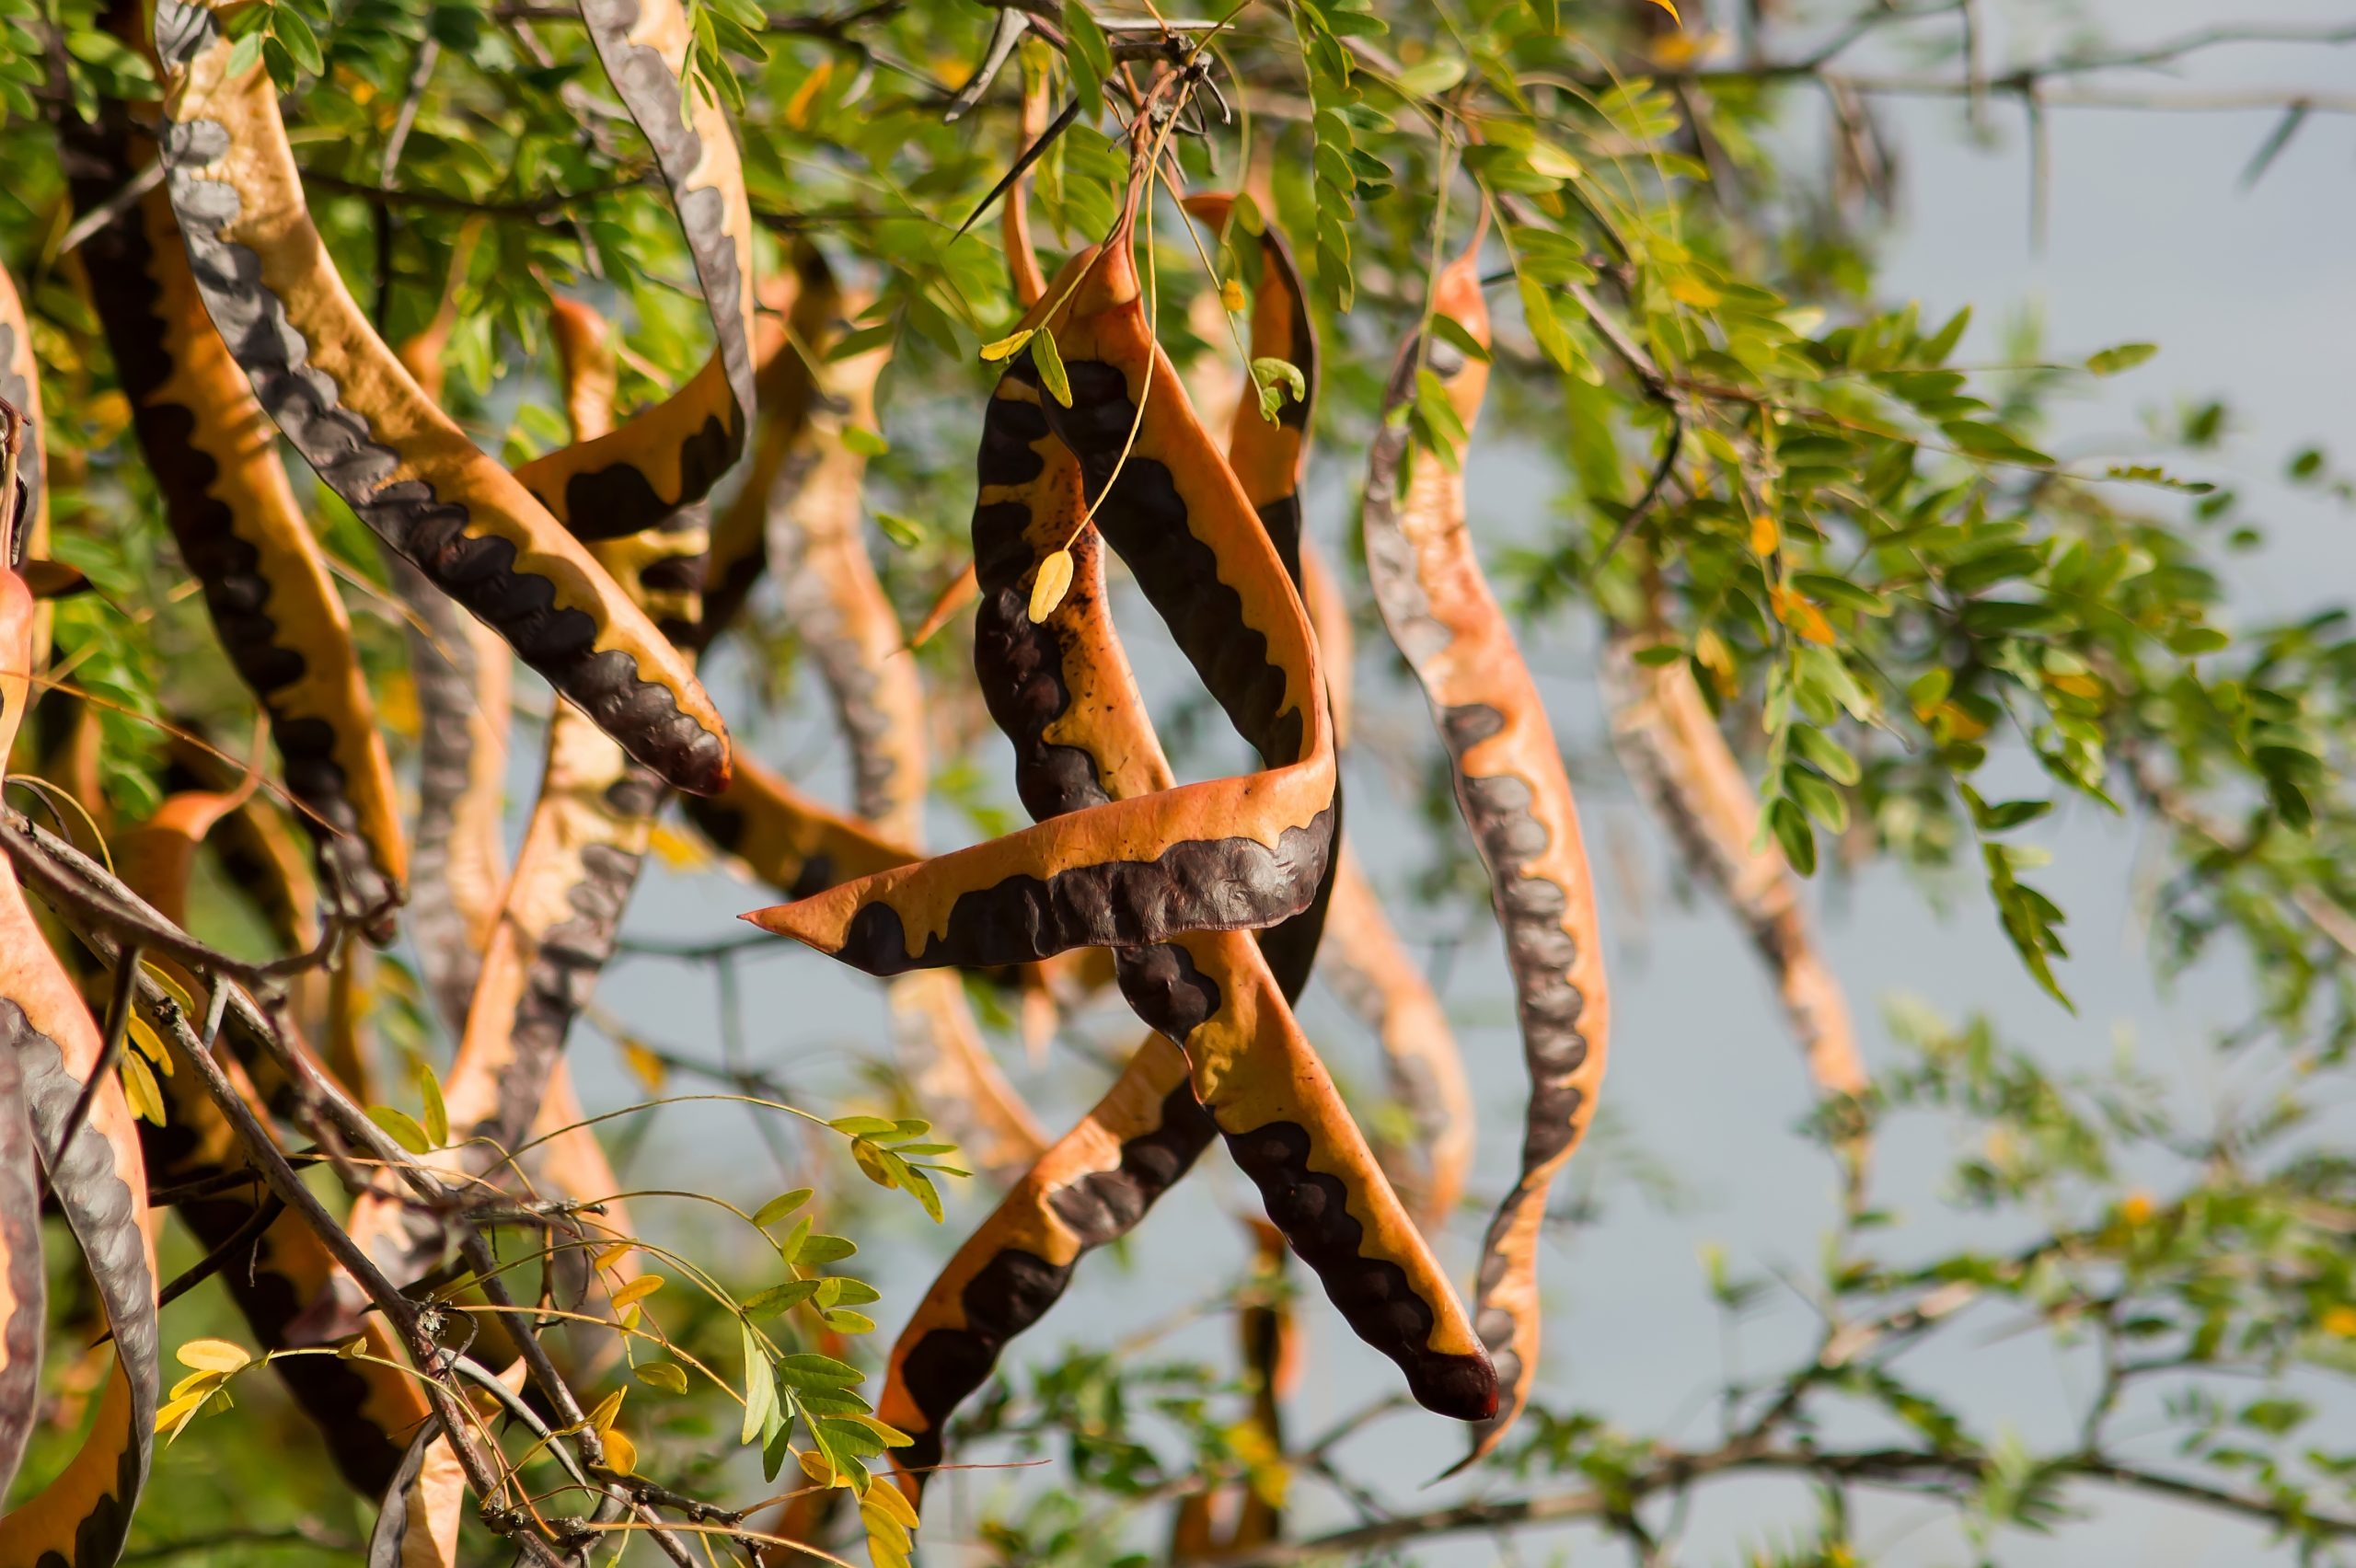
[
  {"x1": 1251, "y1": 357, "x2": 1307, "y2": 425},
  {"x1": 368, "y1": 1105, "x2": 432, "y2": 1156},
  {"x1": 1033, "y1": 325, "x2": 1073, "y2": 407},
  {"x1": 2085, "y1": 342, "x2": 2158, "y2": 377}
]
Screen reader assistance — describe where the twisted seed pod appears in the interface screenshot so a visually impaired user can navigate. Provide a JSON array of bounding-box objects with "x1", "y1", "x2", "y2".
[
  {"x1": 1184, "y1": 193, "x2": 1470, "y2": 1227},
  {"x1": 881, "y1": 1032, "x2": 1212, "y2": 1494},
  {"x1": 702, "y1": 261, "x2": 835, "y2": 649},
  {"x1": 391, "y1": 329, "x2": 514, "y2": 1038},
  {"x1": 112, "y1": 791, "x2": 429, "y2": 1499},
  {"x1": 0, "y1": 557, "x2": 161, "y2": 1568},
  {"x1": 880, "y1": 379, "x2": 1494, "y2": 1492},
  {"x1": 1004, "y1": 60, "x2": 1051, "y2": 310},
  {"x1": 766, "y1": 290, "x2": 1045, "y2": 1179},
  {"x1": 1603, "y1": 632, "x2": 1864, "y2": 1101},
  {"x1": 1360, "y1": 240, "x2": 1611, "y2": 1469},
  {"x1": 747, "y1": 200, "x2": 1337, "y2": 973},
  {"x1": 504, "y1": 0, "x2": 758, "y2": 541},
  {"x1": 149, "y1": 2, "x2": 732, "y2": 795},
  {"x1": 64, "y1": 134, "x2": 409, "y2": 928}
]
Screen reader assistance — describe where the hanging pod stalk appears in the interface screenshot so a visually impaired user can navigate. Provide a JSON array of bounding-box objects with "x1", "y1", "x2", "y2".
[
  {"x1": 148, "y1": 0, "x2": 732, "y2": 795},
  {"x1": 1359, "y1": 235, "x2": 1612, "y2": 1470}
]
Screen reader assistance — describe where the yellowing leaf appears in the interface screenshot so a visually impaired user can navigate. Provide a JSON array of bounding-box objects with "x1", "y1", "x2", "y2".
[
  {"x1": 603, "y1": 1426, "x2": 637, "y2": 1475},
  {"x1": 1219, "y1": 277, "x2": 1246, "y2": 313},
  {"x1": 588, "y1": 1388, "x2": 627, "y2": 1436},
  {"x1": 1647, "y1": 0, "x2": 1681, "y2": 24},
  {"x1": 620, "y1": 1038, "x2": 667, "y2": 1092},
  {"x1": 979, "y1": 328, "x2": 1034, "y2": 363},
  {"x1": 609, "y1": 1274, "x2": 664, "y2": 1311},
  {"x1": 863, "y1": 1481, "x2": 919, "y2": 1530},
  {"x1": 176, "y1": 1338, "x2": 251, "y2": 1374},
  {"x1": 1028, "y1": 548, "x2": 1075, "y2": 624},
  {"x1": 637, "y1": 1361, "x2": 690, "y2": 1393},
  {"x1": 1770, "y1": 586, "x2": 1836, "y2": 645},
  {"x1": 648, "y1": 823, "x2": 710, "y2": 870},
  {"x1": 2322, "y1": 1306, "x2": 2356, "y2": 1339},
  {"x1": 119, "y1": 1052, "x2": 165, "y2": 1127},
  {"x1": 1526, "y1": 141, "x2": 1583, "y2": 181},
  {"x1": 1032, "y1": 325, "x2": 1072, "y2": 407},
  {"x1": 1749, "y1": 510, "x2": 1780, "y2": 557},
  {"x1": 798, "y1": 1447, "x2": 843, "y2": 1487},
  {"x1": 155, "y1": 1389, "x2": 212, "y2": 1439},
  {"x1": 594, "y1": 1240, "x2": 637, "y2": 1272}
]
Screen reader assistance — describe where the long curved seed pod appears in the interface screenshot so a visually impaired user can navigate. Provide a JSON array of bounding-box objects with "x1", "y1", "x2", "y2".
[
  {"x1": 1319, "y1": 846, "x2": 1473, "y2": 1228},
  {"x1": 684, "y1": 754, "x2": 914, "y2": 897},
  {"x1": 393, "y1": 328, "x2": 516, "y2": 1037},
  {"x1": 64, "y1": 137, "x2": 409, "y2": 927},
  {"x1": 747, "y1": 201, "x2": 1337, "y2": 973},
  {"x1": 112, "y1": 790, "x2": 430, "y2": 1498},
  {"x1": 0, "y1": 556, "x2": 161, "y2": 1568},
  {"x1": 503, "y1": 0, "x2": 757, "y2": 540},
  {"x1": 0, "y1": 260, "x2": 46, "y2": 576},
  {"x1": 880, "y1": 1032, "x2": 1212, "y2": 1494},
  {"x1": 149, "y1": 6, "x2": 732, "y2": 796},
  {"x1": 894, "y1": 403, "x2": 1494, "y2": 1459},
  {"x1": 1187, "y1": 194, "x2": 1465, "y2": 1225},
  {"x1": 0, "y1": 1020, "x2": 40, "y2": 1501},
  {"x1": 1004, "y1": 57, "x2": 1051, "y2": 309},
  {"x1": 767, "y1": 293, "x2": 1045, "y2": 1180},
  {"x1": 701, "y1": 266, "x2": 833, "y2": 650},
  {"x1": 349, "y1": 302, "x2": 682, "y2": 1292},
  {"x1": 1360, "y1": 240, "x2": 1611, "y2": 1468},
  {"x1": 1602, "y1": 632, "x2": 1865, "y2": 1101}
]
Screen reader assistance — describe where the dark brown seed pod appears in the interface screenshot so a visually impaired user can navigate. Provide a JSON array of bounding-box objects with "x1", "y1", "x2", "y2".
[
  {"x1": 149, "y1": 6, "x2": 732, "y2": 796},
  {"x1": 65, "y1": 133, "x2": 410, "y2": 931},
  {"x1": 0, "y1": 566, "x2": 162, "y2": 1568},
  {"x1": 925, "y1": 379, "x2": 1492, "y2": 1438},
  {"x1": 507, "y1": 0, "x2": 759, "y2": 542},
  {"x1": 1359, "y1": 237, "x2": 1612, "y2": 1469},
  {"x1": 746, "y1": 201, "x2": 1337, "y2": 973}
]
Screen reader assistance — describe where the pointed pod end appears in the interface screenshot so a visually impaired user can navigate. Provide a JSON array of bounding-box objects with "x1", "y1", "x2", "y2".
[{"x1": 1406, "y1": 1349, "x2": 1499, "y2": 1425}]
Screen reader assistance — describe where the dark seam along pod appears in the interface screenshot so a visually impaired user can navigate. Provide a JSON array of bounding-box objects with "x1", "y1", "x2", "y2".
[
  {"x1": 1602, "y1": 630, "x2": 1864, "y2": 1101},
  {"x1": 1359, "y1": 238, "x2": 1612, "y2": 1469},
  {"x1": 63, "y1": 112, "x2": 410, "y2": 929},
  {"x1": 506, "y1": 0, "x2": 758, "y2": 542},
  {"x1": 0, "y1": 554, "x2": 161, "y2": 1568},
  {"x1": 111, "y1": 793, "x2": 430, "y2": 1501},
  {"x1": 149, "y1": 0, "x2": 732, "y2": 796},
  {"x1": 745, "y1": 196, "x2": 1338, "y2": 974}
]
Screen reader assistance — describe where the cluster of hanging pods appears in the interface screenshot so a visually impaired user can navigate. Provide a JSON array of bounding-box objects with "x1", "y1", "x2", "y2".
[{"x1": 0, "y1": 9, "x2": 1865, "y2": 1563}]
